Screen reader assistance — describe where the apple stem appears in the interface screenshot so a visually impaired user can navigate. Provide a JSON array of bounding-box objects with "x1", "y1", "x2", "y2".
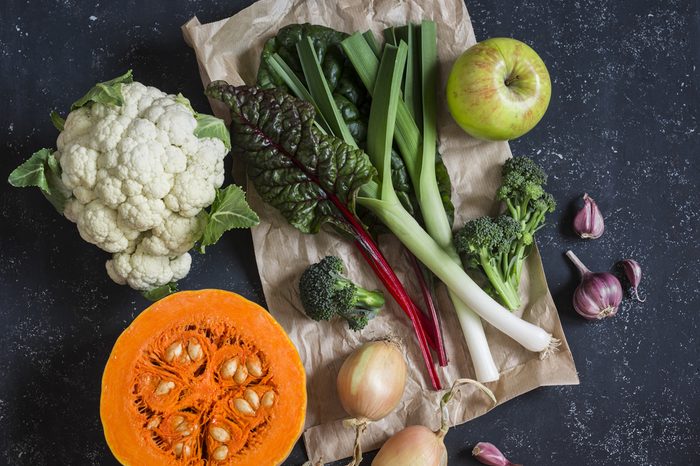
[{"x1": 504, "y1": 74, "x2": 520, "y2": 87}]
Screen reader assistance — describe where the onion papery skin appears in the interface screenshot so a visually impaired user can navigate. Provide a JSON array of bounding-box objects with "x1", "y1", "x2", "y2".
[
  {"x1": 372, "y1": 425, "x2": 447, "y2": 466},
  {"x1": 337, "y1": 340, "x2": 408, "y2": 422}
]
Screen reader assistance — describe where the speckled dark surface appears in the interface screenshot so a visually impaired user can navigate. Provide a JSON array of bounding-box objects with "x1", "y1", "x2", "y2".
[{"x1": 1, "y1": 0, "x2": 698, "y2": 465}]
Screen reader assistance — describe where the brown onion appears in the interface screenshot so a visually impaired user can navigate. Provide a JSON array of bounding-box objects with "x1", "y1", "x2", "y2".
[
  {"x1": 372, "y1": 425, "x2": 447, "y2": 466},
  {"x1": 337, "y1": 340, "x2": 408, "y2": 466},
  {"x1": 372, "y1": 378, "x2": 496, "y2": 466}
]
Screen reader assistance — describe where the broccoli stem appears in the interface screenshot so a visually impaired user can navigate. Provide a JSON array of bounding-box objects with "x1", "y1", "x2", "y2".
[
  {"x1": 479, "y1": 252, "x2": 522, "y2": 311},
  {"x1": 351, "y1": 286, "x2": 386, "y2": 310}
]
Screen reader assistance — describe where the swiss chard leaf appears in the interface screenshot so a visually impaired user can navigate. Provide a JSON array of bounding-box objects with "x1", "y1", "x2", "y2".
[
  {"x1": 142, "y1": 282, "x2": 178, "y2": 301},
  {"x1": 8, "y1": 148, "x2": 69, "y2": 213},
  {"x1": 205, "y1": 82, "x2": 376, "y2": 235},
  {"x1": 198, "y1": 185, "x2": 260, "y2": 253},
  {"x1": 71, "y1": 70, "x2": 133, "y2": 110}
]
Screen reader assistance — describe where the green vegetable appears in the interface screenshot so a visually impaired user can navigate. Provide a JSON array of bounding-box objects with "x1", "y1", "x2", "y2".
[
  {"x1": 70, "y1": 69, "x2": 134, "y2": 110},
  {"x1": 198, "y1": 185, "x2": 260, "y2": 253},
  {"x1": 299, "y1": 256, "x2": 385, "y2": 331},
  {"x1": 259, "y1": 24, "x2": 421, "y2": 221},
  {"x1": 297, "y1": 37, "x2": 358, "y2": 147},
  {"x1": 141, "y1": 282, "x2": 179, "y2": 301},
  {"x1": 206, "y1": 84, "x2": 375, "y2": 235},
  {"x1": 455, "y1": 157, "x2": 555, "y2": 310},
  {"x1": 7, "y1": 148, "x2": 69, "y2": 212},
  {"x1": 340, "y1": 29, "x2": 454, "y2": 225},
  {"x1": 257, "y1": 23, "x2": 370, "y2": 146},
  {"x1": 206, "y1": 81, "x2": 442, "y2": 389}
]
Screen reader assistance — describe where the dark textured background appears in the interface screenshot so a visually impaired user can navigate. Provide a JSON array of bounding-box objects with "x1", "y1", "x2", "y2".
[{"x1": 1, "y1": 0, "x2": 698, "y2": 465}]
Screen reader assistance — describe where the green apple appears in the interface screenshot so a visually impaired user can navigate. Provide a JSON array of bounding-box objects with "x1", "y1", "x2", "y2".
[{"x1": 446, "y1": 37, "x2": 551, "y2": 141}]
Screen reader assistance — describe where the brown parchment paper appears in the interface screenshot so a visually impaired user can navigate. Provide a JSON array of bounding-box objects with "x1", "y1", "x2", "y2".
[{"x1": 183, "y1": 1, "x2": 579, "y2": 463}]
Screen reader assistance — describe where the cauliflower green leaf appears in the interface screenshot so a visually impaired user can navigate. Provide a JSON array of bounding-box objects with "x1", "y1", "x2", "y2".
[
  {"x1": 70, "y1": 69, "x2": 134, "y2": 110},
  {"x1": 142, "y1": 282, "x2": 178, "y2": 302},
  {"x1": 8, "y1": 148, "x2": 69, "y2": 212},
  {"x1": 198, "y1": 185, "x2": 260, "y2": 253},
  {"x1": 50, "y1": 111, "x2": 65, "y2": 131},
  {"x1": 175, "y1": 93, "x2": 231, "y2": 150},
  {"x1": 193, "y1": 113, "x2": 231, "y2": 150}
]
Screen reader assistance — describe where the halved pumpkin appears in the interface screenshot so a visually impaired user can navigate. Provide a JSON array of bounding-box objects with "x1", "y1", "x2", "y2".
[{"x1": 100, "y1": 289, "x2": 306, "y2": 465}]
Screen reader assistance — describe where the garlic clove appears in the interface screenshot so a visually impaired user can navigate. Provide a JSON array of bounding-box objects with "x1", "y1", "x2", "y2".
[
  {"x1": 617, "y1": 259, "x2": 646, "y2": 302},
  {"x1": 472, "y1": 442, "x2": 522, "y2": 466},
  {"x1": 573, "y1": 193, "x2": 604, "y2": 239}
]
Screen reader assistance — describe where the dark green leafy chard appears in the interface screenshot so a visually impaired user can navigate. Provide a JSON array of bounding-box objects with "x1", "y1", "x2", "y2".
[
  {"x1": 198, "y1": 185, "x2": 260, "y2": 253},
  {"x1": 455, "y1": 157, "x2": 556, "y2": 310},
  {"x1": 142, "y1": 282, "x2": 178, "y2": 302},
  {"x1": 206, "y1": 82, "x2": 441, "y2": 389},
  {"x1": 259, "y1": 24, "x2": 419, "y2": 223},
  {"x1": 257, "y1": 23, "x2": 370, "y2": 146},
  {"x1": 7, "y1": 148, "x2": 70, "y2": 212},
  {"x1": 71, "y1": 69, "x2": 134, "y2": 110},
  {"x1": 299, "y1": 256, "x2": 385, "y2": 331}
]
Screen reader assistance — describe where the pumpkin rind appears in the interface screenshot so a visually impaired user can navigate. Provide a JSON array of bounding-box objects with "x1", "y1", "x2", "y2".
[{"x1": 100, "y1": 289, "x2": 306, "y2": 465}]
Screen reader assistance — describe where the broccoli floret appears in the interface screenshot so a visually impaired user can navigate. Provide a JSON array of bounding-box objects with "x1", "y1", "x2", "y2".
[
  {"x1": 455, "y1": 157, "x2": 556, "y2": 310},
  {"x1": 497, "y1": 156, "x2": 548, "y2": 217},
  {"x1": 455, "y1": 216, "x2": 522, "y2": 310},
  {"x1": 298, "y1": 256, "x2": 385, "y2": 331}
]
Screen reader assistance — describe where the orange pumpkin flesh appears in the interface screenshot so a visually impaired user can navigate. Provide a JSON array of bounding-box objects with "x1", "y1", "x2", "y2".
[{"x1": 100, "y1": 289, "x2": 306, "y2": 465}]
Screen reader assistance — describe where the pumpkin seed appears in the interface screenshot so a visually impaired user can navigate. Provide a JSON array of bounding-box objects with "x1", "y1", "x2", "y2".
[
  {"x1": 146, "y1": 416, "x2": 161, "y2": 430},
  {"x1": 172, "y1": 415, "x2": 185, "y2": 427},
  {"x1": 173, "y1": 442, "x2": 184, "y2": 457},
  {"x1": 220, "y1": 358, "x2": 238, "y2": 379},
  {"x1": 209, "y1": 425, "x2": 231, "y2": 442},
  {"x1": 187, "y1": 338, "x2": 202, "y2": 361},
  {"x1": 234, "y1": 365, "x2": 248, "y2": 384},
  {"x1": 246, "y1": 355, "x2": 263, "y2": 377},
  {"x1": 234, "y1": 398, "x2": 255, "y2": 416},
  {"x1": 261, "y1": 390, "x2": 275, "y2": 408},
  {"x1": 212, "y1": 445, "x2": 229, "y2": 461},
  {"x1": 154, "y1": 380, "x2": 175, "y2": 396},
  {"x1": 245, "y1": 388, "x2": 260, "y2": 409},
  {"x1": 175, "y1": 420, "x2": 190, "y2": 435},
  {"x1": 164, "y1": 342, "x2": 183, "y2": 362}
]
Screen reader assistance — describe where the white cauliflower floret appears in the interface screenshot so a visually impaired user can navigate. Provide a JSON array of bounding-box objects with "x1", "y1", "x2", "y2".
[
  {"x1": 51, "y1": 80, "x2": 229, "y2": 291},
  {"x1": 140, "y1": 213, "x2": 205, "y2": 256},
  {"x1": 76, "y1": 200, "x2": 138, "y2": 253},
  {"x1": 105, "y1": 245, "x2": 192, "y2": 291}
]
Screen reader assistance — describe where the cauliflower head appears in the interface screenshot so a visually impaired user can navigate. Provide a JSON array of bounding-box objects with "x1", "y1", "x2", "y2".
[
  {"x1": 55, "y1": 76, "x2": 227, "y2": 291},
  {"x1": 9, "y1": 71, "x2": 259, "y2": 296}
]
